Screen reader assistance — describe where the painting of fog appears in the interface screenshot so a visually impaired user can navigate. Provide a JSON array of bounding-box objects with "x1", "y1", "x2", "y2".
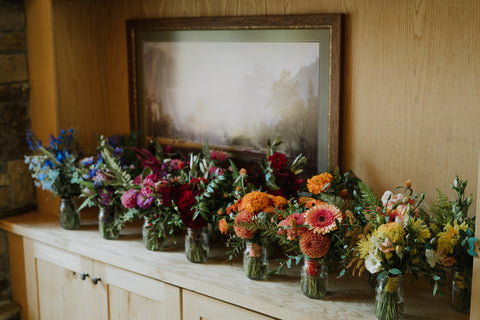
[{"x1": 142, "y1": 41, "x2": 319, "y2": 162}]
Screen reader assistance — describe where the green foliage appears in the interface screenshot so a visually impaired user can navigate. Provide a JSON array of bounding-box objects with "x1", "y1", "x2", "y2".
[{"x1": 357, "y1": 181, "x2": 380, "y2": 217}]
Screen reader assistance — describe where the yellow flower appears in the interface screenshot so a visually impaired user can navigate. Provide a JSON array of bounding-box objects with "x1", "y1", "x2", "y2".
[
  {"x1": 376, "y1": 222, "x2": 405, "y2": 243},
  {"x1": 358, "y1": 234, "x2": 372, "y2": 259},
  {"x1": 307, "y1": 173, "x2": 333, "y2": 195},
  {"x1": 437, "y1": 221, "x2": 468, "y2": 254},
  {"x1": 409, "y1": 218, "x2": 431, "y2": 243}
]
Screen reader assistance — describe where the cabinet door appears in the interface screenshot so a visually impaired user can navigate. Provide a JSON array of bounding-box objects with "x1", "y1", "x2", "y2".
[
  {"x1": 24, "y1": 239, "x2": 107, "y2": 320},
  {"x1": 183, "y1": 290, "x2": 277, "y2": 320},
  {"x1": 95, "y1": 262, "x2": 181, "y2": 320}
]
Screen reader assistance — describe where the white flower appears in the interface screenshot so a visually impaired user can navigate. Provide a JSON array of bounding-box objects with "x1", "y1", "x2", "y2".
[
  {"x1": 365, "y1": 254, "x2": 383, "y2": 273},
  {"x1": 381, "y1": 191, "x2": 393, "y2": 207},
  {"x1": 426, "y1": 249, "x2": 441, "y2": 268},
  {"x1": 381, "y1": 191, "x2": 405, "y2": 209}
]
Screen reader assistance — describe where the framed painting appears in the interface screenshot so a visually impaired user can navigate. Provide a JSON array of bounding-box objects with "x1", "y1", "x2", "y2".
[{"x1": 127, "y1": 14, "x2": 341, "y2": 173}]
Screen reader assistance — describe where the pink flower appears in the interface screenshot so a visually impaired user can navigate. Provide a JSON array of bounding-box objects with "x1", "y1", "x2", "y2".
[
  {"x1": 143, "y1": 174, "x2": 159, "y2": 187},
  {"x1": 140, "y1": 186, "x2": 154, "y2": 196},
  {"x1": 133, "y1": 175, "x2": 143, "y2": 185},
  {"x1": 121, "y1": 189, "x2": 138, "y2": 209},
  {"x1": 165, "y1": 145, "x2": 173, "y2": 153},
  {"x1": 170, "y1": 159, "x2": 185, "y2": 170},
  {"x1": 210, "y1": 149, "x2": 228, "y2": 162},
  {"x1": 137, "y1": 192, "x2": 154, "y2": 209},
  {"x1": 208, "y1": 166, "x2": 224, "y2": 176}
]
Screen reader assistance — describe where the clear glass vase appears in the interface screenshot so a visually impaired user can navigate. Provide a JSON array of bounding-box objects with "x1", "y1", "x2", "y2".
[
  {"x1": 450, "y1": 266, "x2": 472, "y2": 313},
  {"x1": 243, "y1": 241, "x2": 268, "y2": 280},
  {"x1": 98, "y1": 206, "x2": 120, "y2": 240},
  {"x1": 301, "y1": 257, "x2": 328, "y2": 298},
  {"x1": 185, "y1": 227, "x2": 209, "y2": 263},
  {"x1": 142, "y1": 217, "x2": 165, "y2": 251},
  {"x1": 375, "y1": 275, "x2": 404, "y2": 320},
  {"x1": 59, "y1": 197, "x2": 80, "y2": 230}
]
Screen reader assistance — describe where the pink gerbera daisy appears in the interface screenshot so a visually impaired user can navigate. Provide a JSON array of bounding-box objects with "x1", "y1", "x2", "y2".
[{"x1": 305, "y1": 204, "x2": 343, "y2": 234}]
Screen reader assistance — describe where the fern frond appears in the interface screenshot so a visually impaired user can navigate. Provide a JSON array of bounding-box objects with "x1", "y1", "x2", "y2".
[
  {"x1": 101, "y1": 150, "x2": 133, "y2": 189},
  {"x1": 358, "y1": 182, "x2": 379, "y2": 214}
]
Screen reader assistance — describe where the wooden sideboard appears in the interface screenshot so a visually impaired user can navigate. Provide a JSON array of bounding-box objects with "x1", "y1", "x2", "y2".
[{"x1": 0, "y1": 211, "x2": 471, "y2": 320}]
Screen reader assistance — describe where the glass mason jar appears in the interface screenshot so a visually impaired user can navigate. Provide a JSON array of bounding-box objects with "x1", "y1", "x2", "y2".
[
  {"x1": 450, "y1": 266, "x2": 472, "y2": 313},
  {"x1": 301, "y1": 257, "x2": 328, "y2": 298},
  {"x1": 375, "y1": 275, "x2": 404, "y2": 320},
  {"x1": 243, "y1": 241, "x2": 268, "y2": 280},
  {"x1": 98, "y1": 206, "x2": 120, "y2": 240},
  {"x1": 142, "y1": 217, "x2": 165, "y2": 251},
  {"x1": 185, "y1": 227, "x2": 209, "y2": 263},
  {"x1": 59, "y1": 197, "x2": 80, "y2": 230}
]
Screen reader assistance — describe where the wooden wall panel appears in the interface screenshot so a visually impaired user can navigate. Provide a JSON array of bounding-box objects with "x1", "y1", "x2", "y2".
[{"x1": 40, "y1": 0, "x2": 480, "y2": 212}]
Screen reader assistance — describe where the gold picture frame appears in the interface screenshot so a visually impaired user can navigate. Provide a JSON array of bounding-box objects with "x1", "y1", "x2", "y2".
[{"x1": 127, "y1": 14, "x2": 341, "y2": 173}]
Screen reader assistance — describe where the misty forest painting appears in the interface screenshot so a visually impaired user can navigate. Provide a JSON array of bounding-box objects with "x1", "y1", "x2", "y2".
[{"x1": 141, "y1": 41, "x2": 320, "y2": 163}]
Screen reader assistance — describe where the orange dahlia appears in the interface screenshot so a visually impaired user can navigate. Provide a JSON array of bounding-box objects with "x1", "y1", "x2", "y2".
[
  {"x1": 307, "y1": 173, "x2": 333, "y2": 195},
  {"x1": 234, "y1": 210, "x2": 257, "y2": 239},
  {"x1": 239, "y1": 191, "x2": 270, "y2": 213},
  {"x1": 299, "y1": 230, "x2": 330, "y2": 258},
  {"x1": 305, "y1": 204, "x2": 343, "y2": 234}
]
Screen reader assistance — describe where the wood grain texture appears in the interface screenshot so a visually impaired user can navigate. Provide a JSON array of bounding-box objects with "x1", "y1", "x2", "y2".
[
  {"x1": 23, "y1": 238, "x2": 39, "y2": 320},
  {"x1": 24, "y1": 0, "x2": 59, "y2": 213},
  {"x1": 8, "y1": 234, "x2": 27, "y2": 320},
  {"x1": 106, "y1": 271, "x2": 181, "y2": 320},
  {"x1": 23, "y1": 0, "x2": 477, "y2": 213},
  {"x1": 183, "y1": 290, "x2": 276, "y2": 320},
  {"x1": 0, "y1": 212, "x2": 469, "y2": 320}
]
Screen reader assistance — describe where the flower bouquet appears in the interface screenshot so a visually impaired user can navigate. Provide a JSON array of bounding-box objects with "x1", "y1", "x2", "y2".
[
  {"x1": 351, "y1": 181, "x2": 437, "y2": 320},
  {"x1": 427, "y1": 176, "x2": 478, "y2": 313},
  {"x1": 25, "y1": 129, "x2": 82, "y2": 229},
  {"x1": 178, "y1": 145, "x2": 236, "y2": 263},
  {"x1": 74, "y1": 135, "x2": 139, "y2": 239},
  {"x1": 258, "y1": 138, "x2": 306, "y2": 199},
  {"x1": 101, "y1": 142, "x2": 184, "y2": 250},
  {"x1": 276, "y1": 197, "x2": 346, "y2": 298},
  {"x1": 225, "y1": 191, "x2": 288, "y2": 280}
]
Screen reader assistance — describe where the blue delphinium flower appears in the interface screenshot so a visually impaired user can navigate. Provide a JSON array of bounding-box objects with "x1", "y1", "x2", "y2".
[{"x1": 24, "y1": 128, "x2": 80, "y2": 198}]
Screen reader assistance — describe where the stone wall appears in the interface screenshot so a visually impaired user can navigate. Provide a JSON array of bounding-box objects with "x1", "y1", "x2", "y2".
[
  {"x1": 0, "y1": 0, "x2": 35, "y2": 218},
  {"x1": 0, "y1": 0, "x2": 34, "y2": 318}
]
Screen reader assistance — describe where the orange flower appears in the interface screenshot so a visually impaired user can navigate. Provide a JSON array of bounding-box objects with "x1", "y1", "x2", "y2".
[
  {"x1": 239, "y1": 168, "x2": 247, "y2": 175},
  {"x1": 239, "y1": 191, "x2": 270, "y2": 213},
  {"x1": 219, "y1": 218, "x2": 229, "y2": 235},
  {"x1": 299, "y1": 230, "x2": 330, "y2": 258},
  {"x1": 404, "y1": 180, "x2": 412, "y2": 189},
  {"x1": 299, "y1": 196, "x2": 326, "y2": 209},
  {"x1": 307, "y1": 173, "x2": 333, "y2": 195},
  {"x1": 277, "y1": 213, "x2": 306, "y2": 240},
  {"x1": 234, "y1": 210, "x2": 257, "y2": 239},
  {"x1": 269, "y1": 195, "x2": 288, "y2": 208}
]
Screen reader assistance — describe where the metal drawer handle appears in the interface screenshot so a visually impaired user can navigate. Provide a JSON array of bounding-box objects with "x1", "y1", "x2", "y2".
[
  {"x1": 91, "y1": 277, "x2": 101, "y2": 285},
  {"x1": 80, "y1": 273, "x2": 89, "y2": 280}
]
